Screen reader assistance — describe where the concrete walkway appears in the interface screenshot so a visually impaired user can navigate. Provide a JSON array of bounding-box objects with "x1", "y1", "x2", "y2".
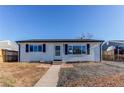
[{"x1": 34, "y1": 65, "x2": 61, "y2": 87}]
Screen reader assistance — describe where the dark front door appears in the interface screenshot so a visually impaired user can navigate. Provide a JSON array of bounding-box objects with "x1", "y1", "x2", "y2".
[
  {"x1": 55, "y1": 46, "x2": 60, "y2": 56},
  {"x1": 54, "y1": 45, "x2": 61, "y2": 60}
]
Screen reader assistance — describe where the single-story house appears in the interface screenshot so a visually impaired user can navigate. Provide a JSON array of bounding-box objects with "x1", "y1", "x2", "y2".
[
  {"x1": 0, "y1": 40, "x2": 18, "y2": 62},
  {"x1": 17, "y1": 39, "x2": 104, "y2": 62}
]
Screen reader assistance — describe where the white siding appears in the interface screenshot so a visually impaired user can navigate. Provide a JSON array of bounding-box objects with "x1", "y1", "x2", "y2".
[
  {"x1": 20, "y1": 43, "x2": 54, "y2": 62},
  {"x1": 62, "y1": 43, "x2": 101, "y2": 62},
  {"x1": 19, "y1": 42, "x2": 101, "y2": 62}
]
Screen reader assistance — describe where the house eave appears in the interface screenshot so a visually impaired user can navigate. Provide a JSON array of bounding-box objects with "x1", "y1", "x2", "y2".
[{"x1": 16, "y1": 39, "x2": 104, "y2": 43}]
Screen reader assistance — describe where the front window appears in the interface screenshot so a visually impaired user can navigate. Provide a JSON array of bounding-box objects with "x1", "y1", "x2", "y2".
[
  {"x1": 68, "y1": 45, "x2": 86, "y2": 55},
  {"x1": 81, "y1": 46, "x2": 86, "y2": 54},
  {"x1": 73, "y1": 46, "x2": 82, "y2": 54},
  {"x1": 30, "y1": 45, "x2": 33, "y2": 52},
  {"x1": 68, "y1": 46, "x2": 73, "y2": 54},
  {"x1": 34, "y1": 45, "x2": 38, "y2": 52},
  {"x1": 29, "y1": 45, "x2": 42, "y2": 52},
  {"x1": 38, "y1": 45, "x2": 42, "y2": 52}
]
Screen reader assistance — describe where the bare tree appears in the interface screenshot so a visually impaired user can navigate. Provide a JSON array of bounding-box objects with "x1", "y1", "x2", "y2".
[
  {"x1": 80, "y1": 33, "x2": 86, "y2": 39},
  {"x1": 80, "y1": 32, "x2": 93, "y2": 39},
  {"x1": 87, "y1": 33, "x2": 93, "y2": 39}
]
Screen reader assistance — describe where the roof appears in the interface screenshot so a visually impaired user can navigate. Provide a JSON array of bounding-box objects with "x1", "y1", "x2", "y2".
[
  {"x1": 110, "y1": 40, "x2": 124, "y2": 43},
  {"x1": 0, "y1": 40, "x2": 18, "y2": 51},
  {"x1": 17, "y1": 39, "x2": 104, "y2": 43},
  {"x1": 102, "y1": 40, "x2": 124, "y2": 51}
]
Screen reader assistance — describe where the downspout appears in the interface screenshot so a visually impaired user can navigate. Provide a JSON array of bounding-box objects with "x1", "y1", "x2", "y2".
[
  {"x1": 16, "y1": 42, "x2": 20, "y2": 62},
  {"x1": 18, "y1": 44, "x2": 20, "y2": 62},
  {"x1": 100, "y1": 43, "x2": 102, "y2": 62},
  {"x1": 100, "y1": 41, "x2": 105, "y2": 62}
]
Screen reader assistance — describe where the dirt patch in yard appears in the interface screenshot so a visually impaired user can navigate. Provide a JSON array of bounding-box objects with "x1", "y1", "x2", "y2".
[
  {"x1": 57, "y1": 62, "x2": 124, "y2": 87},
  {"x1": 61, "y1": 63, "x2": 74, "y2": 68},
  {"x1": 0, "y1": 63, "x2": 49, "y2": 87}
]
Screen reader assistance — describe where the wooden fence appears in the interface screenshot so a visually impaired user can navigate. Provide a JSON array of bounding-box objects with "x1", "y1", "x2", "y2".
[
  {"x1": 103, "y1": 51, "x2": 124, "y2": 61},
  {"x1": 0, "y1": 49, "x2": 18, "y2": 62}
]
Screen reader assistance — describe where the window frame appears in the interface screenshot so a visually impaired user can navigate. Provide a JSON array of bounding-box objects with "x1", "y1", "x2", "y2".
[
  {"x1": 67, "y1": 45, "x2": 87, "y2": 55},
  {"x1": 81, "y1": 45, "x2": 87, "y2": 54},
  {"x1": 38, "y1": 45, "x2": 42, "y2": 52},
  {"x1": 33, "y1": 45, "x2": 38, "y2": 52},
  {"x1": 30, "y1": 45, "x2": 34, "y2": 52},
  {"x1": 68, "y1": 46, "x2": 73, "y2": 54},
  {"x1": 28, "y1": 44, "x2": 43, "y2": 52}
]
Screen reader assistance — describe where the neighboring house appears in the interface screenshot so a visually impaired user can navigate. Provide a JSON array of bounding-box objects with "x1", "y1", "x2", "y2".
[
  {"x1": 0, "y1": 40, "x2": 18, "y2": 62},
  {"x1": 102, "y1": 40, "x2": 124, "y2": 61},
  {"x1": 17, "y1": 39, "x2": 103, "y2": 62},
  {"x1": 102, "y1": 40, "x2": 124, "y2": 54},
  {"x1": 0, "y1": 40, "x2": 18, "y2": 51}
]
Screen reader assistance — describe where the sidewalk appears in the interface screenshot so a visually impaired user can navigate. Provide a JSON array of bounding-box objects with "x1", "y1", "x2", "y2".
[{"x1": 34, "y1": 65, "x2": 61, "y2": 87}]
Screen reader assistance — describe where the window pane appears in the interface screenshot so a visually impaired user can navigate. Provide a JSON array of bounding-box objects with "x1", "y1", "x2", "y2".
[
  {"x1": 30, "y1": 45, "x2": 33, "y2": 52},
  {"x1": 81, "y1": 46, "x2": 86, "y2": 54},
  {"x1": 55, "y1": 46, "x2": 60, "y2": 50},
  {"x1": 73, "y1": 46, "x2": 81, "y2": 54},
  {"x1": 38, "y1": 45, "x2": 42, "y2": 52},
  {"x1": 68, "y1": 46, "x2": 73, "y2": 54},
  {"x1": 34, "y1": 45, "x2": 38, "y2": 52}
]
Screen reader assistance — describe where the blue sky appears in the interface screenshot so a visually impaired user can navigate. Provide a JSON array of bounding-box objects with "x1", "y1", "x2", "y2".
[{"x1": 0, "y1": 5, "x2": 124, "y2": 41}]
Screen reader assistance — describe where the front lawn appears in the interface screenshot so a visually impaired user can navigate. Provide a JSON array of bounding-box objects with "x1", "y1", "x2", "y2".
[
  {"x1": 57, "y1": 62, "x2": 124, "y2": 87},
  {"x1": 0, "y1": 62, "x2": 49, "y2": 87}
]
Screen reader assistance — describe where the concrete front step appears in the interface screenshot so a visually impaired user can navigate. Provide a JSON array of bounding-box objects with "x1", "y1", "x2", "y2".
[{"x1": 52, "y1": 61, "x2": 63, "y2": 65}]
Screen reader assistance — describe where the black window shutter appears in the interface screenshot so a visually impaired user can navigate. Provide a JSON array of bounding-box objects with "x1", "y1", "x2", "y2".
[
  {"x1": 26, "y1": 44, "x2": 29, "y2": 53},
  {"x1": 43, "y1": 44, "x2": 46, "y2": 52},
  {"x1": 65, "y1": 44, "x2": 68, "y2": 55},
  {"x1": 87, "y1": 44, "x2": 90, "y2": 55}
]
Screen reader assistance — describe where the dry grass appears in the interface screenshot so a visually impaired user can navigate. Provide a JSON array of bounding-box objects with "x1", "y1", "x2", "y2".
[
  {"x1": 61, "y1": 63, "x2": 74, "y2": 68},
  {"x1": 69, "y1": 73, "x2": 124, "y2": 87},
  {"x1": 0, "y1": 62, "x2": 49, "y2": 87},
  {"x1": 57, "y1": 62, "x2": 124, "y2": 87}
]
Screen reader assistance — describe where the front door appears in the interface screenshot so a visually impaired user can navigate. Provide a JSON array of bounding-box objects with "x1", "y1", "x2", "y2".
[{"x1": 54, "y1": 45, "x2": 61, "y2": 60}]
